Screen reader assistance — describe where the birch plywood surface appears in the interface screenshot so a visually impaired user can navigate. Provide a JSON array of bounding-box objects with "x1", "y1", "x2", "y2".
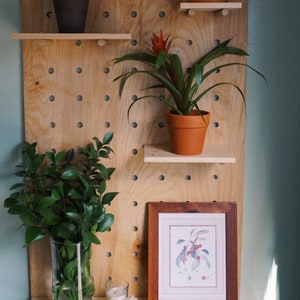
[{"x1": 20, "y1": 0, "x2": 247, "y2": 298}]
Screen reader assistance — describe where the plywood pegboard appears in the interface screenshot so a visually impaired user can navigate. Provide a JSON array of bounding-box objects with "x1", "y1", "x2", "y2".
[{"x1": 18, "y1": 0, "x2": 248, "y2": 298}]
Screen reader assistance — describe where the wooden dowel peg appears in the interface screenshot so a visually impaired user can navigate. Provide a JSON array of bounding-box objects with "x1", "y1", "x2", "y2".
[
  {"x1": 187, "y1": 9, "x2": 196, "y2": 17},
  {"x1": 98, "y1": 39, "x2": 107, "y2": 46}
]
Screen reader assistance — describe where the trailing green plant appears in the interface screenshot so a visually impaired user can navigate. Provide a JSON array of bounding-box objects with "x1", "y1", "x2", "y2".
[
  {"x1": 114, "y1": 31, "x2": 266, "y2": 117},
  {"x1": 3, "y1": 132, "x2": 118, "y2": 247}
]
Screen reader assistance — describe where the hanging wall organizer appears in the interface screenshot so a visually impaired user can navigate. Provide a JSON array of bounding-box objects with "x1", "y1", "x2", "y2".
[{"x1": 13, "y1": 0, "x2": 247, "y2": 298}]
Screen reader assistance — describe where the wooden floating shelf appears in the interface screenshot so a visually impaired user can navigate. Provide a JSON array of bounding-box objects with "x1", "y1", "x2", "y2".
[
  {"x1": 179, "y1": 2, "x2": 242, "y2": 12},
  {"x1": 11, "y1": 33, "x2": 132, "y2": 40},
  {"x1": 144, "y1": 144, "x2": 236, "y2": 163}
]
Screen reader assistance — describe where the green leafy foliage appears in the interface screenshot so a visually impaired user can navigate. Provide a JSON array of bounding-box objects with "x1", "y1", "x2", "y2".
[
  {"x1": 114, "y1": 34, "x2": 266, "y2": 116},
  {"x1": 4, "y1": 132, "x2": 118, "y2": 247}
]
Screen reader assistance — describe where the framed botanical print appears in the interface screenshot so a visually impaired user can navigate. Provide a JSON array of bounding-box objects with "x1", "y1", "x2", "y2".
[{"x1": 148, "y1": 202, "x2": 237, "y2": 300}]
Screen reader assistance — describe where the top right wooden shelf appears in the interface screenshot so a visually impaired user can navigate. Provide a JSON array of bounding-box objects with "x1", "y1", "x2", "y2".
[{"x1": 178, "y1": 2, "x2": 242, "y2": 13}]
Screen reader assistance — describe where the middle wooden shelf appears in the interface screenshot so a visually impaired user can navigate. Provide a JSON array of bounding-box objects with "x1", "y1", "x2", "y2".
[{"x1": 144, "y1": 144, "x2": 236, "y2": 163}]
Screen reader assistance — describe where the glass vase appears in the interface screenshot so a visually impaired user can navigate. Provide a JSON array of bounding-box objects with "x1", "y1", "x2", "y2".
[{"x1": 51, "y1": 239, "x2": 95, "y2": 300}]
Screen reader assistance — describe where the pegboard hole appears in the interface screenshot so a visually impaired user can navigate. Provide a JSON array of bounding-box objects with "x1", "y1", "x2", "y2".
[
  {"x1": 106, "y1": 252, "x2": 112, "y2": 257},
  {"x1": 48, "y1": 68, "x2": 54, "y2": 74},
  {"x1": 103, "y1": 67, "x2": 110, "y2": 74},
  {"x1": 132, "y1": 226, "x2": 138, "y2": 232},
  {"x1": 187, "y1": 40, "x2": 193, "y2": 46},
  {"x1": 131, "y1": 149, "x2": 138, "y2": 155},
  {"x1": 49, "y1": 95, "x2": 55, "y2": 102},
  {"x1": 132, "y1": 175, "x2": 138, "y2": 181},
  {"x1": 50, "y1": 122, "x2": 56, "y2": 128},
  {"x1": 103, "y1": 11, "x2": 109, "y2": 18},
  {"x1": 158, "y1": 122, "x2": 165, "y2": 128},
  {"x1": 104, "y1": 95, "x2": 110, "y2": 101},
  {"x1": 77, "y1": 95, "x2": 83, "y2": 101},
  {"x1": 75, "y1": 40, "x2": 81, "y2": 46},
  {"x1": 131, "y1": 95, "x2": 138, "y2": 101},
  {"x1": 77, "y1": 122, "x2": 83, "y2": 128},
  {"x1": 213, "y1": 122, "x2": 219, "y2": 128},
  {"x1": 131, "y1": 122, "x2": 138, "y2": 128},
  {"x1": 104, "y1": 121, "x2": 110, "y2": 128},
  {"x1": 132, "y1": 276, "x2": 138, "y2": 282},
  {"x1": 132, "y1": 251, "x2": 138, "y2": 257},
  {"x1": 76, "y1": 67, "x2": 82, "y2": 74},
  {"x1": 131, "y1": 11, "x2": 138, "y2": 18},
  {"x1": 185, "y1": 175, "x2": 191, "y2": 181},
  {"x1": 214, "y1": 39, "x2": 221, "y2": 46},
  {"x1": 159, "y1": 175, "x2": 165, "y2": 181},
  {"x1": 158, "y1": 11, "x2": 165, "y2": 18},
  {"x1": 212, "y1": 174, "x2": 218, "y2": 180},
  {"x1": 131, "y1": 39, "x2": 138, "y2": 46},
  {"x1": 131, "y1": 201, "x2": 138, "y2": 207},
  {"x1": 46, "y1": 11, "x2": 53, "y2": 18},
  {"x1": 213, "y1": 95, "x2": 220, "y2": 101}
]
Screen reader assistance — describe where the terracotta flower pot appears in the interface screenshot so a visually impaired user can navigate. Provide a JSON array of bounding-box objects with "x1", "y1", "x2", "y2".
[
  {"x1": 166, "y1": 110, "x2": 210, "y2": 155},
  {"x1": 53, "y1": 0, "x2": 90, "y2": 33}
]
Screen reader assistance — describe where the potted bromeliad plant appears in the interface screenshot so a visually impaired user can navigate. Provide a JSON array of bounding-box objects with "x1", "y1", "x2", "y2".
[
  {"x1": 4, "y1": 132, "x2": 118, "y2": 300},
  {"x1": 114, "y1": 31, "x2": 265, "y2": 155}
]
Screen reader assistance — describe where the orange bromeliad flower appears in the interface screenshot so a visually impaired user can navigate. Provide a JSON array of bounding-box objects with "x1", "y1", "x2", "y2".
[{"x1": 151, "y1": 30, "x2": 172, "y2": 56}]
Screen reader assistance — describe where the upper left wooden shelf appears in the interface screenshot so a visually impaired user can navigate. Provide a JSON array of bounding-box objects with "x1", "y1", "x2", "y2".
[{"x1": 11, "y1": 33, "x2": 132, "y2": 40}]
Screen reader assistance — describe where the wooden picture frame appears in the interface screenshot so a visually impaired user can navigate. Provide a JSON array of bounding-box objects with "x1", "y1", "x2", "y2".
[{"x1": 148, "y1": 202, "x2": 237, "y2": 300}]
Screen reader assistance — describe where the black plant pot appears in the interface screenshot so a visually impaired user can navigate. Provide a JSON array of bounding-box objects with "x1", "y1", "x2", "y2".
[{"x1": 53, "y1": 0, "x2": 90, "y2": 33}]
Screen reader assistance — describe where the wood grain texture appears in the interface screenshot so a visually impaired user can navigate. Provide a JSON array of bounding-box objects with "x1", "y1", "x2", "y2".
[{"x1": 20, "y1": 0, "x2": 247, "y2": 298}]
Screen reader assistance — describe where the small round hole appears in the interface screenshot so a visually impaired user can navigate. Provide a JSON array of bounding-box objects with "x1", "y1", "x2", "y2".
[
  {"x1": 50, "y1": 122, "x2": 55, "y2": 128},
  {"x1": 104, "y1": 95, "x2": 110, "y2": 101},
  {"x1": 212, "y1": 174, "x2": 218, "y2": 180},
  {"x1": 104, "y1": 121, "x2": 110, "y2": 128},
  {"x1": 132, "y1": 201, "x2": 138, "y2": 207},
  {"x1": 131, "y1": 149, "x2": 138, "y2": 155},
  {"x1": 106, "y1": 252, "x2": 112, "y2": 257},
  {"x1": 103, "y1": 11, "x2": 109, "y2": 18},
  {"x1": 131, "y1": 11, "x2": 137, "y2": 18},
  {"x1": 159, "y1": 175, "x2": 165, "y2": 181},
  {"x1": 158, "y1": 11, "x2": 165, "y2": 18},
  {"x1": 76, "y1": 67, "x2": 82, "y2": 74},
  {"x1": 213, "y1": 122, "x2": 219, "y2": 128},
  {"x1": 77, "y1": 122, "x2": 83, "y2": 128},
  {"x1": 103, "y1": 67, "x2": 110, "y2": 74},
  {"x1": 75, "y1": 40, "x2": 81, "y2": 46},
  {"x1": 49, "y1": 95, "x2": 55, "y2": 102},
  {"x1": 132, "y1": 276, "x2": 138, "y2": 282},
  {"x1": 158, "y1": 122, "x2": 165, "y2": 128},
  {"x1": 132, "y1": 251, "x2": 138, "y2": 257},
  {"x1": 48, "y1": 68, "x2": 54, "y2": 74},
  {"x1": 131, "y1": 39, "x2": 137, "y2": 46},
  {"x1": 213, "y1": 95, "x2": 219, "y2": 101},
  {"x1": 214, "y1": 39, "x2": 221, "y2": 46},
  {"x1": 187, "y1": 40, "x2": 193, "y2": 46},
  {"x1": 132, "y1": 226, "x2": 138, "y2": 232},
  {"x1": 46, "y1": 11, "x2": 53, "y2": 18},
  {"x1": 131, "y1": 122, "x2": 138, "y2": 128},
  {"x1": 185, "y1": 175, "x2": 191, "y2": 181},
  {"x1": 132, "y1": 175, "x2": 138, "y2": 181},
  {"x1": 77, "y1": 95, "x2": 83, "y2": 101},
  {"x1": 131, "y1": 95, "x2": 138, "y2": 101}
]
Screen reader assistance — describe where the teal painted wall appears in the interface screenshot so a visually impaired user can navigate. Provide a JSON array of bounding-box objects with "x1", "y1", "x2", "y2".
[
  {"x1": 0, "y1": 1, "x2": 299, "y2": 299},
  {"x1": 0, "y1": 2, "x2": 28, "y2": 300},
  {"x1": 241, "y1": 0, "x2": 300, "y2": 299}
]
